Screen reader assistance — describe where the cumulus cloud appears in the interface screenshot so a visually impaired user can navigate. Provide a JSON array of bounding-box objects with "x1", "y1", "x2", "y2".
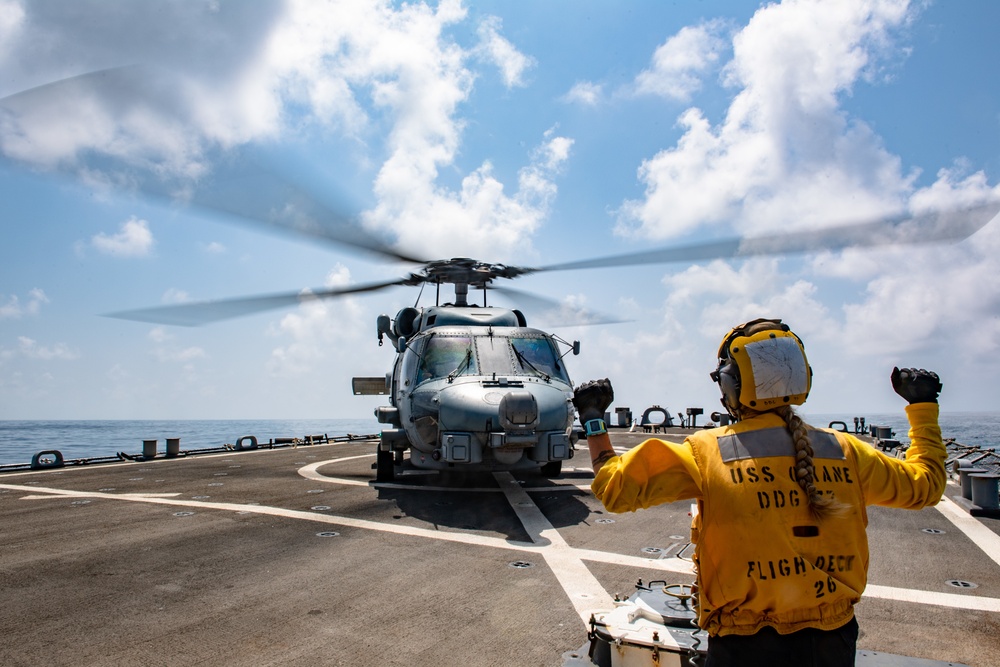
[
  {"x1": 160, "y1": 288, "x2": 191, "y2": 304},
  {"x1": 634, "y1": 21, "x2": 729, "y2": 101},
  {"x1": 146, "y1": 326, "x2": 207, "y2": 364},
  {"x1": 91, "y1": 217, "x2": 155, "y2": 257},
  {"x1": 563, "y1": 81, "x2": 602, "y2": 106},
  {"x1": 1, "y1": 0, "x2": 551, "y2": 267},
  {"x1": 618, "y1": 0, "x2": 917, "y2": 241},
  {"x1": 0, "y1": 288, "x2": 48, "y2": 319},
  {"x1": 203, "y1": 241, "x2": 226, "y2": 254},
  {"x1": 267, "y1": 262, "x2": 366, "y2": 377},
  {"x1": 475, "y1": 15, "x2": 535, "y2": 88},
  {"x1": 15, "y1": 336, "x2": 78, "y2": 360},
  {"x1": 365, "y1": 124, "x2": 572, "y2": 261},
  {"x1": 154, "y1": 346, "x2": 207, "y2": 364},
  {"x1": 0, "y1": 0, "x2": 24, "y2": 57},
  {"x1": 0, "y1": 1, "x2": 285, "y2": 174}
]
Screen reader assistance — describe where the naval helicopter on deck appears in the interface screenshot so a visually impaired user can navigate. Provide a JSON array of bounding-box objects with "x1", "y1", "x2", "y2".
[
  {"x1": 3, "y1": 67, "x2": 1000, "y2": 483},
  {"x1": 352, "y1": 259, "x2": 583, "y2": 481}
]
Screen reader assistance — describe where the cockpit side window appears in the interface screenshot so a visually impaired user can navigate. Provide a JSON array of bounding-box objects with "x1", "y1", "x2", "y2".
[
  {"x1": 510, "y1": 336, "x2": 568, "y2": 382},
  {"x1": 416, "y1": 335, "x2": 477, "y2": 384}
]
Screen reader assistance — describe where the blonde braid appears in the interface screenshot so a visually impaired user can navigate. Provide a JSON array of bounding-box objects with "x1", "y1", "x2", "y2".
[{"x1": 775, "y1": 406, "x2": 847, "y2": 521}]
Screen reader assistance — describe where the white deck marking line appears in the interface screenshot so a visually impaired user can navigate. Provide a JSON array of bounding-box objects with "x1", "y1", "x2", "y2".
[
  {"x1": 864, "y1": 584, "x2": 1000, "y2": 612},
  {"x1": 297, "y1": 456, "x2": 375, "y2": 487},
  {"x1": 494, "y1": 471, "x2": 615, "y2": 625},
  {"x1": 573, "y1": 547, "x2": 694, "y2": 575},
  {"x1": 299, "y1": 458, "x2": 594, "y2": 492},
  {"x1": 4, "y1": 483, "x2": 539, "y2": 551},
  {"x1": 934, "y1": 493, "x2": 1000, "y2": 570},
  {"x1": 18, "y1": 492, "x2": 181, "y2": 499}
]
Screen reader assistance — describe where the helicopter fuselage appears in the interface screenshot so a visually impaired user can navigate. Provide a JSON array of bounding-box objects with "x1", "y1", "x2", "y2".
[{"x1": 357, "y1": 305, "x2": 579, "y2": 479}]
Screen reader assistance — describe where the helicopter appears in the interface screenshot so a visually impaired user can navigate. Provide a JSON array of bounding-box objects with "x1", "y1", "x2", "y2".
[
  {"x1": 3, "y1": 67, "x2": 1000, "y2": 482},
  {"x1": 352, "y1": 259, "x2": 583, "y2": 481}
]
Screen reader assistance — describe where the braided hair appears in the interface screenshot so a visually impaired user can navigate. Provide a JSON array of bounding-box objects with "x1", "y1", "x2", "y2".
[{"x1": 774, "y1": 405, "x2": 847, "y2": 521}]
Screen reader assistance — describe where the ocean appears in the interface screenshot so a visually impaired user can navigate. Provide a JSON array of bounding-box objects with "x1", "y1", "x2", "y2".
[
  {"x1": 0, "y1": 412, "x2": 996, "y2": 466},
  {"x1": 803, "y1": 412, "x2": 1000, "y2": 450},
  {"x1": 0, "y1": 418, "x2": 380, "y2": 466}
]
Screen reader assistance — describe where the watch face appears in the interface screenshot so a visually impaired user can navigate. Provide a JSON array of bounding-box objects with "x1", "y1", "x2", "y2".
[{"x1": 585, "y1": 419, "x2": 606, "y2": 435}]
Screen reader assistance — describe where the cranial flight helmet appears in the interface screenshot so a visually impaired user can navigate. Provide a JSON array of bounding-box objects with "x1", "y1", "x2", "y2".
[{"x1": 710, "y1": 318, "x2": 812, "y2": 420}]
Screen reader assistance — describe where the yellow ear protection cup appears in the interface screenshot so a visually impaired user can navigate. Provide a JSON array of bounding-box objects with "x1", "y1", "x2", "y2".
[{"x1": 711, "y1": 319, "x2": 811, "y2": 418}]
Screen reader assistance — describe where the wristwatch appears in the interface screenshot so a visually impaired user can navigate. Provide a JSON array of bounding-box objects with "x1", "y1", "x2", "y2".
[{"x1": 584, "y1": 418, "x2": 608, "y2": 436}]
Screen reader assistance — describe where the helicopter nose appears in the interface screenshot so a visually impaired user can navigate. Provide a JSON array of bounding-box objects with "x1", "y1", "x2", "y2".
[{"x1": 498, "y1": 390, "x2": 538, "y2": 432}]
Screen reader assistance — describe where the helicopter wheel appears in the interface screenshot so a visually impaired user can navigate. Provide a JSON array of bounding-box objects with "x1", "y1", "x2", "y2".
[
  {"x1": 375, "y1": 448, "x2": 395, "y2": 482},
  {"x1": 540, "y1": 460, "x2": 562, "y2": 478}
]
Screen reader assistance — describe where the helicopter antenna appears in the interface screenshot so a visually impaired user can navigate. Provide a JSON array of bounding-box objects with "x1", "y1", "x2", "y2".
[{"x1": 413, "y1": 281, "x2": 426, "y2": 308}]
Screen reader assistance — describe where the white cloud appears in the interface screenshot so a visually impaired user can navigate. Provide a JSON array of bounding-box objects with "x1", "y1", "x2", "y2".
[
  {"x1": 161, "y1": 288, "x2": 191, "y2": 304},
  {"x1": 563, "y1": 81, "x2": 602, "y2": 106},
  {"x1": 267, "y1": 262, "x2": 366, "y2": 377},
  {"x1": 16, "y1": 336, "x2": 78, "y2": 360},
  {"x1": 366, "y1": 125, "x2": 571, "y2": 261},
  {"x1": 0, "y1": 288, "x2": 48, "y2": 319},
  {"x1": 91, "y1": 216, "x2": 155, "y2": 257},
  {"x1": 154, "y1": 346, "x2": 207, "y2": 363},
  {"x1": 2, "y1": 1, "x2": 563, "y2": 270},
  {"x1": 256, "y1": 0, "x2": 561, "y2": 263},
  {"x1": 535, "y1": 131, "x2": 573, "y2": 171},
  {"x1": 148, "y1": 327, "x2": 171, "y2": 344},
  {"x1": 634, "y1": 21, "x2": 729, "y2": 101},
  {"x1": 0, "y1": 2, "x2": 285, "y2": 173},
  {"x1": 324, "y1": 264, "x2": 352, "y2": 288},
  {"x1": 619, "y1": 0, "x2": 917, "y2": 242},
  {"x1": 0, "y1": 0, "x2": 24, "y2": 58},
  {"x1": 474, "y1": 15, "x2": 535, "y2": 88},
  {"x1": 203, "y1": 241, "x2": 226, "y2": 254},
  {"x1": 148, "y1": 326, "x2": 207, "y2": 363}
]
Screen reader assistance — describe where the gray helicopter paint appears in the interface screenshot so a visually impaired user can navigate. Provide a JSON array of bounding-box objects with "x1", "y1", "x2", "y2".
[{"x1": 386, "y1": 321, "x2": 577, "y2": 473}]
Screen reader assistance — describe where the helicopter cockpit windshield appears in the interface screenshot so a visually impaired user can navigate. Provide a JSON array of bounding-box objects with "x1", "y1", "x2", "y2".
[
  {"x1": 407, "y1": 331, "x2": 570, "y2": 386},
  {"x1": 415, "y1": 335, "x2": 478, "y2": 384}
]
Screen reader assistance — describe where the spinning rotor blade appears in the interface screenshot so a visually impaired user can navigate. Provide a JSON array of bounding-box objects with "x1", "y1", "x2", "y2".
[
  {"x1": 170, "y1": 159, "x2": 429, "y2": 265},
  {"x1": 535, "y1": 200, "x2": 1000, "y2": 273},
  {"x1": 0, "y1": 66, "x2": 428, "y2": 266},
  {"x1": 105, "y1": 278, "x2": 409, "y2": 327},
  {"x1": 490, "y1": 286, "x2": 630, "y2": 327}
]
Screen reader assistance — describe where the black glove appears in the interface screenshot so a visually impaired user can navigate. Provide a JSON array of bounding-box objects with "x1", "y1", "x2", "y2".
[
  {"x1": 891, "y1": 367, "x2": 942, "y2": 404},
  {"x1": 573, "y1": 378, "x2": 614, "y2": 423}
]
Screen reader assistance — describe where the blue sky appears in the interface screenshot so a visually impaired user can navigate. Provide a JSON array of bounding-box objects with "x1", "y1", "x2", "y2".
[{"x1": 1, "y1": 0, "x2": 999, "y2": 420}]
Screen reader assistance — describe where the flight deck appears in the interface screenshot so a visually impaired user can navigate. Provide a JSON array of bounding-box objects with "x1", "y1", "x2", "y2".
[{"x1": 2, "y1": 430, "x2": 999, "y2": 666}]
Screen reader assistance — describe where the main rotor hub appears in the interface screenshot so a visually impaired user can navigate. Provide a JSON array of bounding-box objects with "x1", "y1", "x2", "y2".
[{"x1": 420, "y1": 258, "x2": 498, "y2": 286}]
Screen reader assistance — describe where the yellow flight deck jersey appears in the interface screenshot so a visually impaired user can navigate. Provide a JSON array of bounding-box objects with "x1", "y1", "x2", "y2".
[{"x1": 592, "y1": 403, "x2": 946, "y2": 637}]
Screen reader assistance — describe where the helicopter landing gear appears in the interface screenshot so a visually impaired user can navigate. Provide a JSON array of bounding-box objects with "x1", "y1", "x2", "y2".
[
  {"x1": 540, "y1": 460, "x2": 562, "y2": 478},
  {"x1": 375, "y1": 447, "x2": 395, "y2": 482}
]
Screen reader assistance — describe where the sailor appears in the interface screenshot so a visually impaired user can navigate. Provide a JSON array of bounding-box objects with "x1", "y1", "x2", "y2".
[{"x1": 575, "y1": 318, "x2": 946, "y2": 667}]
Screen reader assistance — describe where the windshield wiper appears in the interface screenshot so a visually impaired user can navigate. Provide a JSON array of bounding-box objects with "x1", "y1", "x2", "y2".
[
  {"x1": 513, "y1": 347, "x2": 551, "y2": 382},
  {"x1": 446, "y1": 349, "x2": 473, "y2": 383}
]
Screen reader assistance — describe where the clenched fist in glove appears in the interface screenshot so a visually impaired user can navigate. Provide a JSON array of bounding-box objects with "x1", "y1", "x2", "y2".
[
  {"x1": 891, "y1": 367, "x2": 942, "y2": 404},
  {"x1": 573, "y1": 378, "x2": 614, "y2": 423}
]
